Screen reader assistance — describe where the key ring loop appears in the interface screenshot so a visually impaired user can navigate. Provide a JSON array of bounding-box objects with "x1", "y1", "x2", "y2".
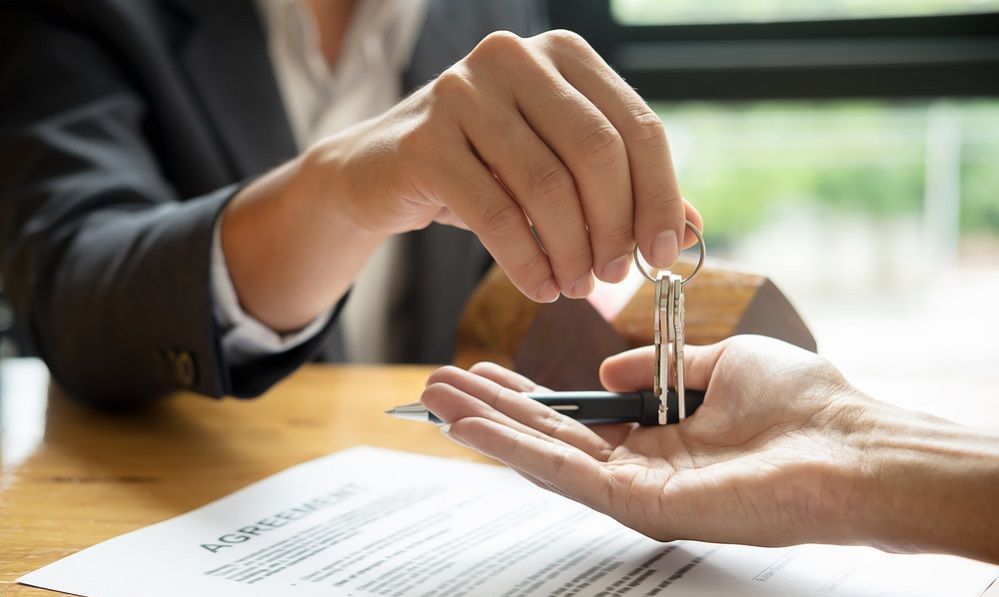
[{"x1": 633, "y1": 220, "x2": 705, "y2": 287}]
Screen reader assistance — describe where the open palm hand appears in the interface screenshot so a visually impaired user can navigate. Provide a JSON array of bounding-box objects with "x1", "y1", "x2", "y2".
[{"x1": 421, "y1": 335, "x2": 868, "y2": 548}]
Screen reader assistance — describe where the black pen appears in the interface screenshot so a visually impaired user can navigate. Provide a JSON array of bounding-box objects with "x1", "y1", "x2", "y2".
[{"x1": 386, "y1": 389, "x2": 705, "y2": 427}]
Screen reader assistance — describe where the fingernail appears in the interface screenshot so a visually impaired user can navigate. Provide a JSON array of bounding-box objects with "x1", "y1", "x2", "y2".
[
  {"x1": 536, "y1": 278, "x2": 560, "y2": 303},
  {"x1": 439, "y1": 424, "x2": 452, "y2": 434},
  {"x1": 565, "y1": 274, "x2": 593, "y2": 298},
  {"x1": 600, "y1": 253, "x2": 631, "y2": 282},
  {"x1": 652, "y1": 229, "x2": 679, "y2": 267}
]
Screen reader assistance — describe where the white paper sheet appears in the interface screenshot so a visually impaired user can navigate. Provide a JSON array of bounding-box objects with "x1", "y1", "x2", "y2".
[{"x1": 20, "y1": 447, "x2": 997, "y2": 597}]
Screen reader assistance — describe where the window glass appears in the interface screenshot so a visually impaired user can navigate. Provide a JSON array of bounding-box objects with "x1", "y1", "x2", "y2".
[
  {"x1": 656, "y1": 100, "x2": 999, "y2": 396},
  {"x1": 613, "y1": 0, "x2": 999, "y2": 25}
]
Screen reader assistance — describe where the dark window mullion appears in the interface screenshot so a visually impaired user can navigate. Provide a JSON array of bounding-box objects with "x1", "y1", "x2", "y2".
[{"x1": 548, "y1": 1, "x2": 999, "y2": 100}]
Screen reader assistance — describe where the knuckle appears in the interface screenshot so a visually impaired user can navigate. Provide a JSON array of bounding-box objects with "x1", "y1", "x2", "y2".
[
  {"x1": 601, "y1": 470, "x2": 618, "y2": 510},
  {"x1": 468, "y1": 361, "x2": 500, "y2": 375},
  {"x1": 643, "y1": 186, "x2": 683, "y2": 214},
  {"x1": 508, "y1": 431, "x2": 526, "y2": 459},
  {"x1": 544, "y1": 29, "x2": 588, "y2": 50},
  {"x1": 431, "y1": 68, "x2": 476, "y2": 102},
  {"x1": 482, "y1": 30, "x2": 523, "y2": 47},
  {"x1": 558, "y1": 244, "x2": 594, "y2": 273},
  {"x1": 543, "y1": 410, "x2": 568, "y2": 438},
  {"x1": 531, "y1": 164, "x2": 575, "y2": 204},
  {"x1": 505, "y1": 253, "x2": 549, "y2": 286},
  {"x1": 423, "y1": 380, "x2": 448, "y2": 394},
  {"x1": 425, "y1": 365, "x2": 462, "y2": 386},
  {"x1": 595, "y1": 219, "x2": 634, "y2": 248},
  {"x1": 579, "y1": 125, "x2": 625, "y2": 168},
  {"x1": 470, "y1": 30, "x2": 526, "y2": 64},
  {"x1": 480, "y1": 201, "x2": 524, "y2": 237},
  {"x1": 488, "y1": 385, "x2": 514, "y2": 409},
  {"x1": 421, "y1": 381, "x2": 453, "y2": 405},
  {"x1": 549, "y1": 445, "x2": 570, "y2": 477},
  {"x1": 625, "y1": 107, "x2": 667, "y2": 147},
  {"x1": 424, "y1": 369, "x2": 447, "y2": 386}
]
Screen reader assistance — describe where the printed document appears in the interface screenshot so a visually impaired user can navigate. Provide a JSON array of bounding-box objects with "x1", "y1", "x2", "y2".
[{"x1": 20, "y1": 447, "x2": 998, "y2": 596}]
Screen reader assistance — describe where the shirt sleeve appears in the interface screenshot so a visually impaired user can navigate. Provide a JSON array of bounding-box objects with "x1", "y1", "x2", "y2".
[{"x1": 210, "y1": 217, "x2": 333, "y2": 367}]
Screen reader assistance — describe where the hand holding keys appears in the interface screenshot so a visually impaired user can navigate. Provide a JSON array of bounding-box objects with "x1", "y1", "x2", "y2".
[{"x1": 636, "y1": 221, "x2": 705, "y2": 425}]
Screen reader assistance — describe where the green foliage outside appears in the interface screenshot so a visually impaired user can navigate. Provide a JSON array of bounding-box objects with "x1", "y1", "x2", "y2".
[{"x1": 652, "y1": 100, "x2": 999, "y2": 245}]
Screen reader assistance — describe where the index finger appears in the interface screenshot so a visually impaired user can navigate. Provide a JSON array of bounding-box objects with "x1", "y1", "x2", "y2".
[
  {"x1": 425, "y1": 365, "x2": 614, "y2": 461},
  {"x1": 543, "y1": 31, "x2": 692, "y2": 266},
  {"x1": 447, "y1": 416, "x2": 616, "y2": 516}
]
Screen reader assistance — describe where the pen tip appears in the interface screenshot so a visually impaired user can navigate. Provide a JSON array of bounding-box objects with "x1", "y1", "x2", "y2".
[{"x1": 384, "y1": 403, "x2": 430, "y2": 421}]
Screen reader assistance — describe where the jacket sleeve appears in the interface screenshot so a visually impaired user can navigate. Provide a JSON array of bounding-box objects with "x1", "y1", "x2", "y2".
[{"x1": 0, "y1": 5, "x2": 336, "y2": 404}]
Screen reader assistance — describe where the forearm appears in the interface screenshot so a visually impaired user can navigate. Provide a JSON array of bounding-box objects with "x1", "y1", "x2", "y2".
[
  {"x1": 221, "y1": 141, "x2": 387, "y2": 333},
  {"x1": 849, "y1": 398, "x2": 999, "y2": 563}
]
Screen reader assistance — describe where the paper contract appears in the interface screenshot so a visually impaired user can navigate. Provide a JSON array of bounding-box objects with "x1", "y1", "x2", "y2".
[{"x1": 19, "y1": 447, "x2": 998, "y2": 596}]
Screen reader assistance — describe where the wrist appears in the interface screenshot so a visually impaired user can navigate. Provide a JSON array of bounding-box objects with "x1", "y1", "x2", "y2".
[
  {"x1": 845, "y1": 397, "x2": 999, "y2": 561},
  {"x1": 221, "y1": 143, "x2": 388, "y2": 333},
  {"x1": 301, "y1": 127, "x2": 409, "y2": 240},
  {"x1": 299, "y1": 136, "x2": 388, "y2": 240}
]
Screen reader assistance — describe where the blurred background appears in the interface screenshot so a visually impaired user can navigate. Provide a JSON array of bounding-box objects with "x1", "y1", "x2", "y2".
[
  {"x1": 556, "y1": 0, "x2": 999, "y2": 417},
  {"x1": 1, "y1": 0, "x2": 996, "y2": 418}
]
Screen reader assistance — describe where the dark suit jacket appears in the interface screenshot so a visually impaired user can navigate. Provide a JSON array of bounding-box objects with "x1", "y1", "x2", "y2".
[{"x1": 0, "y1": 0, "x2": 545, "y2": 403}]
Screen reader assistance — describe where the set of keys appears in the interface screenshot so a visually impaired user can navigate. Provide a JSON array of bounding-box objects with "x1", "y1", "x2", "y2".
[
  {"x1": 634, "y1": 221, "x2": 705, "y2": 425},
  {"x1": 388, "y1": 222, "x2": 707, "y2": 430}
]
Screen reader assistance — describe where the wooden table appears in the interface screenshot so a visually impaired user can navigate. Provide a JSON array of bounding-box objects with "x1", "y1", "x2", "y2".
[
  {"x1": 2, "y1": 360, "x2": 997, "y2": 597},
  {"x1": 0, "y1": 362, "x2": 486, "y2": 596}
]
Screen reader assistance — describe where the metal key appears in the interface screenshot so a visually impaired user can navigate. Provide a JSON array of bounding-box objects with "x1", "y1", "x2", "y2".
[
  {"x1": 653, "y1": 272, "x2": 664, "y2": 404},
  {"x1": 653, "y1": 273, "x2": 669, "y2": 423},
  {"x1": 656, "y1": 271, "x2": 682, "y2": 424},
  {"x1": 669, "y1": 274, "x2": 686, "y2": 421},
  {"x1": 637, "y1": 220, "x2": 706, "y2": 426}
]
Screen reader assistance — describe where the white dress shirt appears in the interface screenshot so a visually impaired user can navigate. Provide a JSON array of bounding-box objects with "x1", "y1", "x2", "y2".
[{"x1": 211, "y1": 0, "x2": 427, "y2": 366}]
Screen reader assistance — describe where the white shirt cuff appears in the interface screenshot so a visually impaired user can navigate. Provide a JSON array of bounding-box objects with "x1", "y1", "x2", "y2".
[{"x1": 211, "y1": 217, "x2": 333, "y2": 367}]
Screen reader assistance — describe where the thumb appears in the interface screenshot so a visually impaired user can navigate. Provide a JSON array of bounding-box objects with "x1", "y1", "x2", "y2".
[{"x1": 599, "y1": 342, "x2": 727, "y2": 392}]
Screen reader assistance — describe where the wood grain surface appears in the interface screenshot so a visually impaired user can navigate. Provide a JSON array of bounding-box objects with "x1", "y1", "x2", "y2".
[
  {"x1": 0, "y1": 364, "x2": 487, "y2": 596},
  {"x1": 2, "y1": 362, "x2": 996, "y2": 597}
]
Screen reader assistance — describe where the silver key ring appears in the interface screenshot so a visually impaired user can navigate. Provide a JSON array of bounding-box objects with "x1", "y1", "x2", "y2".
[{"x1": 633, "y1": 220, "x2": 705, "y2": 287}]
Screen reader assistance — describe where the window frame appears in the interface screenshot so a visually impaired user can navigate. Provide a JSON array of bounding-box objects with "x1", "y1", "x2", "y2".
[{"x1": 547, "y1": 1, "x2": 999, "y2": 100}]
